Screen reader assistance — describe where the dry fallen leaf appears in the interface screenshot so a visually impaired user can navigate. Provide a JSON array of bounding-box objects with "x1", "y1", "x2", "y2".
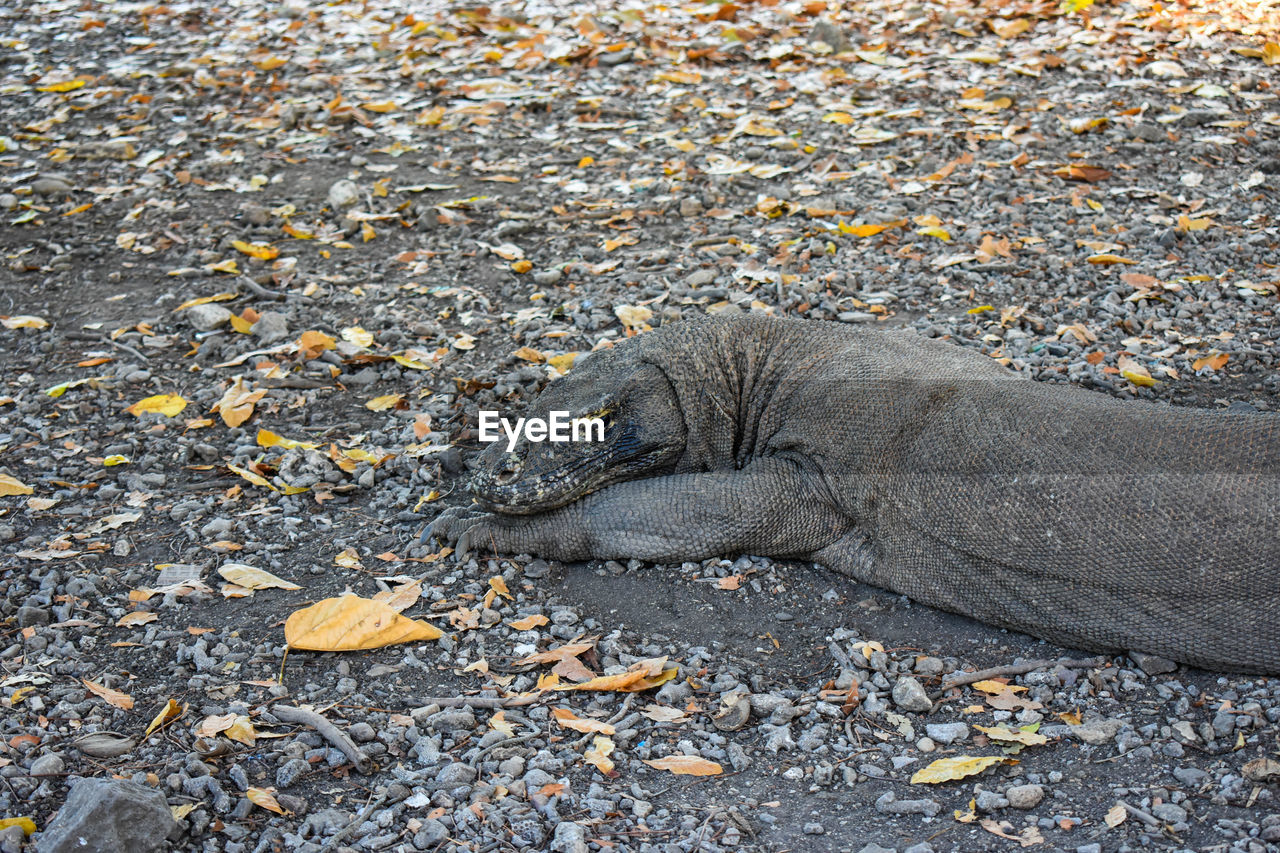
[
  {"x1": 0, "y1": 473, "x2": 34, "y2": 497},
  {"x1": 246, "y1": 787, "x2": 289, "y2": 815},
  {"x1": 910, "y1": 755, "x2": 1007, "y2": 784},
  {"x1": 217, "y1": 563, "x2": 301, "y2": 591},
  {"x1": 552, "y1": 708, "x2": 617, "y2": 735},
  {"x1": 508, "y1": 614, "x2": 550, "y2": 631},
  {"x1": 284, "y1": 594, "x2": 443, "y2": 650},
  {"x1": 144, "y1": 699, "x2": 186, "y2": 736},
  {"x1": 975, "y1": 724, "x2": 1047, "y2": 746},
  {"x1": 82, "y1": 679, "x2": 134, "y2": 710},
  {"x1": 126, "y1": 394, "x2": 188, "y2": 417},
  {"x1": 642, "y1": 755, "x2": 723, "y2": 776},
  {"x1": 583, "y1": 736, "x2": 616, "y2": 774}
]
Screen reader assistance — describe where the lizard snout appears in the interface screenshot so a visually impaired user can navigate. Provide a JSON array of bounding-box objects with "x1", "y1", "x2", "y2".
[{"x1": 494, "y1": 453, "x2": 522, "y2": 485}]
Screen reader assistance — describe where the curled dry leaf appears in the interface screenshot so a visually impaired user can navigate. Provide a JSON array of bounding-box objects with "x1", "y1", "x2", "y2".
[
  {"x1": 218, "y1": 563, "x2": 301, "y2": 591},
  {"x1": 246, "y1": 787, "x2": 289, "y2": 815},
  {"x1": 508, "y1": 614, "x2": 549, "y2": 630},
  {"x1": 145, "y1": 698, "x2": 187, "y2": 736},
  {"x1": 82, "y1": 679, "x2": 134, "y2": 710},
  {"x1": 552, "y1": 708, "x2": 617, "y2": 735},
  {"x1": 642, "y1": 756, "x2": 723, "y2": 776},
  {"x1": 975, "y1": 724, "x2": 1047, "y2": 746},
  {"x1": 583, "y1": 736, "x2": 616, "y2": 774},
  {"x1": 284, "y1": 594, "x2": 443, "y2": 651},
  {"x1": 72, "y1": 732, "x2": 137, "y2": 758}
]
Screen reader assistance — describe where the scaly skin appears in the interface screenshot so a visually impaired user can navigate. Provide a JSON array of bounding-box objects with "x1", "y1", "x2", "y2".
[{"x1": 428, "y1": 315, "x2": 1280, "y2": 673}]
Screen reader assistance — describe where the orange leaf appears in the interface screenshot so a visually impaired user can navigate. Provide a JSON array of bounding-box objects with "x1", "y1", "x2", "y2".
[
  {"x1": 642, "y1": 756, "x2": 723, "y2": 776},
  {"x1": 82, "y1": 679, "x2": 134, "y2": 710}
]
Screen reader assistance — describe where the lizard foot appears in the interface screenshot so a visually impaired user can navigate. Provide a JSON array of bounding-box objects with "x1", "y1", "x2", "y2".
[{"x1": 423, "y1": 505, "x2": 500, "y2": 561}]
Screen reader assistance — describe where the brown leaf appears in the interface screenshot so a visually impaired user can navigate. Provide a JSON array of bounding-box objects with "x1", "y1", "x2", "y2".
[
  {"x1": 642, "y1": 756, "x2": 723, "y2": 776},
  {"x1": 284, "y1": 595, "x2": 443, "y2": 650},
  {"x1": 82, "y1": 679, "x2": 134, "y2": 710}
]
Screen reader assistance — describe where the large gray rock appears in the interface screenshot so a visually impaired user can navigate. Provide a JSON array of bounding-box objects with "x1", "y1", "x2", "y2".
[{"x1": 37, "y1": 777, "x2": 175, "y2": 853}]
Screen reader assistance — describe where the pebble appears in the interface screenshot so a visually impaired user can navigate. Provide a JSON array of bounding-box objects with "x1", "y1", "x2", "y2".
[
  {"x1": 184, "y1": 303, "x2": 232, "y2": 331},
  {"x1": 37, "y1": 777, "x2": 176, "y2": 853},
  {"x1": 327, "y1": 179, "x2": 360, "y2": 208},
  {"x1": 1006, "y1": 784, "x2": 1044, "y2": 809},
  {"x1": 251, "y1": 311, "x2": 290, "y2": 343},
  {"x1": 924, "y1": 722, "x2": 968, "y2": 745},
  {"x1": 891, "y1": 676, "x2": 932, "y2": 712}
]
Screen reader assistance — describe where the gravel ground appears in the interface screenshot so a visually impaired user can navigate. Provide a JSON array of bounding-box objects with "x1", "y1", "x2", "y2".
[{"x1": 1, "y1": 0, "x2": 1279, "y2": 851}]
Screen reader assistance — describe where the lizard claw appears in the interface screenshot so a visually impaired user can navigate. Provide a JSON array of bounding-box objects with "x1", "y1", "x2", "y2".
[{"x1": 422, "y1": 505, "x2": 493, "y2": 562}]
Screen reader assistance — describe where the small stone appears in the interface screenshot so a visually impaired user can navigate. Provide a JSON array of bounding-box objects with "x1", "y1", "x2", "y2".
[
  {"x1": 0, "y1": 193, "x2": 18, "y2": 211},
  {"x1": 802, "y1": 822, "x2": 825, "y2": 835},
  {"x1": 891, "y1": 676, "x2": 932, "y2": 712},
  {"x1": 924, "y1": 722, "x2": 968, "y2": 745},
  {"x1": 1151, "y1": 802, "x2": 1187, "y2": 823},
  {"x1": 1006, "y1": 784, "x2": 1044, "y2": 809},
  {"x1": 184, "y1": 303, "x2": 232, "y2": 332},
  {"x1": 32, "y1": 175, "x2": 74, "y2": 195},
  {"x1": 327, "y1": 179, "x2": 360, "y2": 208},
  {"x1": 36, "y1": 777, "x2": 176, "y2": 853},
  {"x1": 551, "y1": 820, "x2": 588, "y2": 853},
  {"x1": 1070, "y1": 718, "x2": 1123, "y2": 745},
  {"x1": 679, "y1": 198, "x2": 703, "y2": 218},
  {"x1": 251, "y1": 311, "x2": 290, "y2": 344},
  {"x1": 30, "y1": 753, "x2": 65, "y2": 776},
  {"x1": 1129, "y1": 651, "x2": 1177, "y2": 675},
  {"x1": 811, "y1": 19, "x2": 851, "y2": 52},
  {"x1": 17, "y1": 606, "x2": 49, "y2": 627},
  {"x1": 532, "y1": 269, "x2": 562, "y2": 286},
  {"x1": 975, "y1": 790, "x2": 1008, "y2": 812},
  {"x1": 523, "y1": 559, "x2": 550, "y2": 579}
]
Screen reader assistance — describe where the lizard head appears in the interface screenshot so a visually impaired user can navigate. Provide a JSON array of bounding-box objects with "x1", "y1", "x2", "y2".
[{"x1": 467, "y1": 344, "x2": 686, "y2": 515}]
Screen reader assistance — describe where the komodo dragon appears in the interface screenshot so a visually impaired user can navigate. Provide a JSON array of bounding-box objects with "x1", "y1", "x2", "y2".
[{"x1": 427, "y1": 315, "x2": 1279, "y2": 674}]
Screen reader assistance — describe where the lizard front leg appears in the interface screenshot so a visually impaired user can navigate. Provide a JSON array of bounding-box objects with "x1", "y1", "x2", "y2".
[{"x1": 428, "y1": 457, "x2": 851, "y2": 563}]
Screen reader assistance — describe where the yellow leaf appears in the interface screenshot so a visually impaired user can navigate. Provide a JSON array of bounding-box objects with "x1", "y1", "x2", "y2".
[
  {"x1": 334, "y1": 547, "x2": 363, "y2": 569},
  {"x1": 975, "y1": 724, "x2": 1047, "y2": 746},
  {"x1": 1192, "y1": 352, "x2": 1228, "y2": 371},
  {"x1": 127, "y1": 394, "x2": 188, "y2": 418},
  {"x1": 642, "y1": 756, "x2": 723, "y2": 776},
  {"x1": 554, "y1": 708, "x2": 617, "y2": 735},
  {"x1": 822, "y1": 112, "x2": 854, "y2": 124},
  {"x1": 206, "y1": 258, "x2": 240, "y2": 274},
  {"x1": 509, "y1": 614, "x2": 550, "y2": 630},
  {"x1": 102, "y1": 455, "x2": 130, "y2": 467},
  {"x1": 214, "y1": 377, "x2": 266, "y2": 428},
  {"x1": 654, "y1": 70, "x2": 702, "y2": 84},
  {"x1": 82, "y1": 679, "x2": 134, "y2": 710},
  {"x1": 218, "y1": 563, "x2": 301, "y2": 591},
  {"x1": 990, "y1": 17, "x2": 1030, "y2": 38},
  {"x1": 971, "y1": 680, "x2": 1027, "y2": 694},
  {"x1": 577, "y1": 156, "x2": 594, "y2": 168},
  {"x1": 227, "y1": 463, "x2": 308, "y2": 495},
  {"x1": 0, "y1": 818, "x2": 36, "y2": 836},
  {"x1": 614, "y1": 304, "x2": 653, "y2": 332},
  {"x1": 1087, "y1": 253, "x2": 1137, "y2": 265},
  {"x1": 360, "y1": 101, "x2": 399, "y2": 113},
  {"x1": 512, "y1": 346, "x2": 545, "y2": 363},
  {"x1": 256, "y1": 429, "x2": 318, "y2": 450},
  {"x1": 910, "y1": 755, "x2": 1007, "y2": 784},
  {"x1": 284, "y1": 594, "x2": 443, "y2": 650},
  {"x1": 37, "y1": 79, "x2": 87, "y2": 92},
  {"x1": 255, "y1": 55, "x2": 287, "y2": 71},
  {"x1": 297, "y1": 330, "x2": 336, "y2": 356},
  {"x1": 1, "y1": 315, "x2": 49, "y2": 330},
  {"x1": 231, "y1": 240, "x2": 279, "y2": 260},
  {"x1": 0, "y1": 473, "x2": 34, "y2": 496},
  {"x1": 916, "y1": 226, "x2": 951, "y2": 242},
  {"x1": 511, "y1": 259, "x2": 533, "y2": 273},
  {"x1": 116, "y1": 611, "x2": 159, "y2": 627},
  {"x1": 1266, "y1": 42, "x2": 1280, "y2": 66},
  {"x1": 1117, "y1": 355, "x2": 1157, "y2": 387},
  {"x1": 340, "y1": 326, "x2": 374, "y2": 347},
  {"x1": 365, "y1": 394, "x2": 404, "y2": 412},
  {"x1": 967, "y1": 305, "x2": 995, "y2": 315},
  {"x1": 839, "y1": 219, "x2": 905, "y2": 237},
  {"x1": 1176, "y1": 214, "x2": 1212, "y2": 232},
  {"x1": 489, "y1": 576, "x2": 512, "y2": 600},
  {"x1": 361, "y1": 221, "x2": 376, "y2": 242},
  {"x1": 144, "y1": 698, "x2": 186, "y2": 736},
  {"x1": 170, "y1": 803, "x2": 196, "y2": 822},
  {"x1": 584, "y1": 736, "x2": 616, "y2": 774},
  {"x1": 547, "y1": 353, "x2": 579, "y2": 375},
  {"x1": 229, "y1": 313, "x2": 254, "y2": 334},
  {"x1": 224, "y1": 716, "x2": 259, "y2": 746},
  {"x1": 174, "y1": 292, "x2": 237, "y2": 312},
  {"x1": 246, "y1": 787, "x2": 289, "y2": 815},
  {"x1": 489, "y1": 710, "x2": 516, "y2": 736}
]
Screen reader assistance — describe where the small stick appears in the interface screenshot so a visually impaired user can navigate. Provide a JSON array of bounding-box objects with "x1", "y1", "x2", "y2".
[
  {"x1": 572, "y1": 693, "x2": 636, "y2": 750},
  {"x1": 469, "y1": 733, "x2": 541, "y2": 769},
  {"x1": 412, "y1": 695, "x2": 543, "y2": 711},
  {"x1": 1119, "y1": 800, "x2": 1162, "y2": 827},
  {"x1": 64, "y1": 331, "x2": 150, "y2": 362},
  {"x1": 932, "y1": 655, "x2": 1108, "y2": 700},
  {"x1": 271, "y1": 704, "x2": 372, "y2": 774},
  {"x1": 238, "y1": 275, "x2": 314, "y2": 304},
  {"x1": 320, "y1": 789, "x2": 389, "y2": 852}
]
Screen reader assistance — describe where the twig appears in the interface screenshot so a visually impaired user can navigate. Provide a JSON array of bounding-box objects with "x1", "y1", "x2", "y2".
[
  {"x1": 469, "y1": 733, "x2": 541, "y2": 769},
  {"x1": 271, "y1": 704, "x2": 372, "y2": 774},
  {"x1": 320, "y1": 788, "x2": 389, "y2": 852},
  {"x1": 238, "y1": 275, "x2": 314, "y2": 304},
  {"x1": 412, "y1": 695, "x2": 544, "y2": 711},
  {"x1": 1119, "y1": 800, "x2": 1162, "y2": 827},
  {"x1": 931, "y1": 655, "x2": 1108, "y2": 700},
  {"x1": 572, "y1": 693, "x2": 636, "y2": 750},
  {"x1": 64, "y1": 331, "x2": 150, "y2": 362}
]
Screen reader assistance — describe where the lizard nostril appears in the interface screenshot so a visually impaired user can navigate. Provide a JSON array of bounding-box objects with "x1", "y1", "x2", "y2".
[{"x1": 495, "y1": 455, "x2": 521, "y2": 485}]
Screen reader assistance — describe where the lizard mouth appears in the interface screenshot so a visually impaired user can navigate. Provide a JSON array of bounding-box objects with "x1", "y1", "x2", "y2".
[{"x1": 469, "y1": 445, "x2": 642, "y2": 515}]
